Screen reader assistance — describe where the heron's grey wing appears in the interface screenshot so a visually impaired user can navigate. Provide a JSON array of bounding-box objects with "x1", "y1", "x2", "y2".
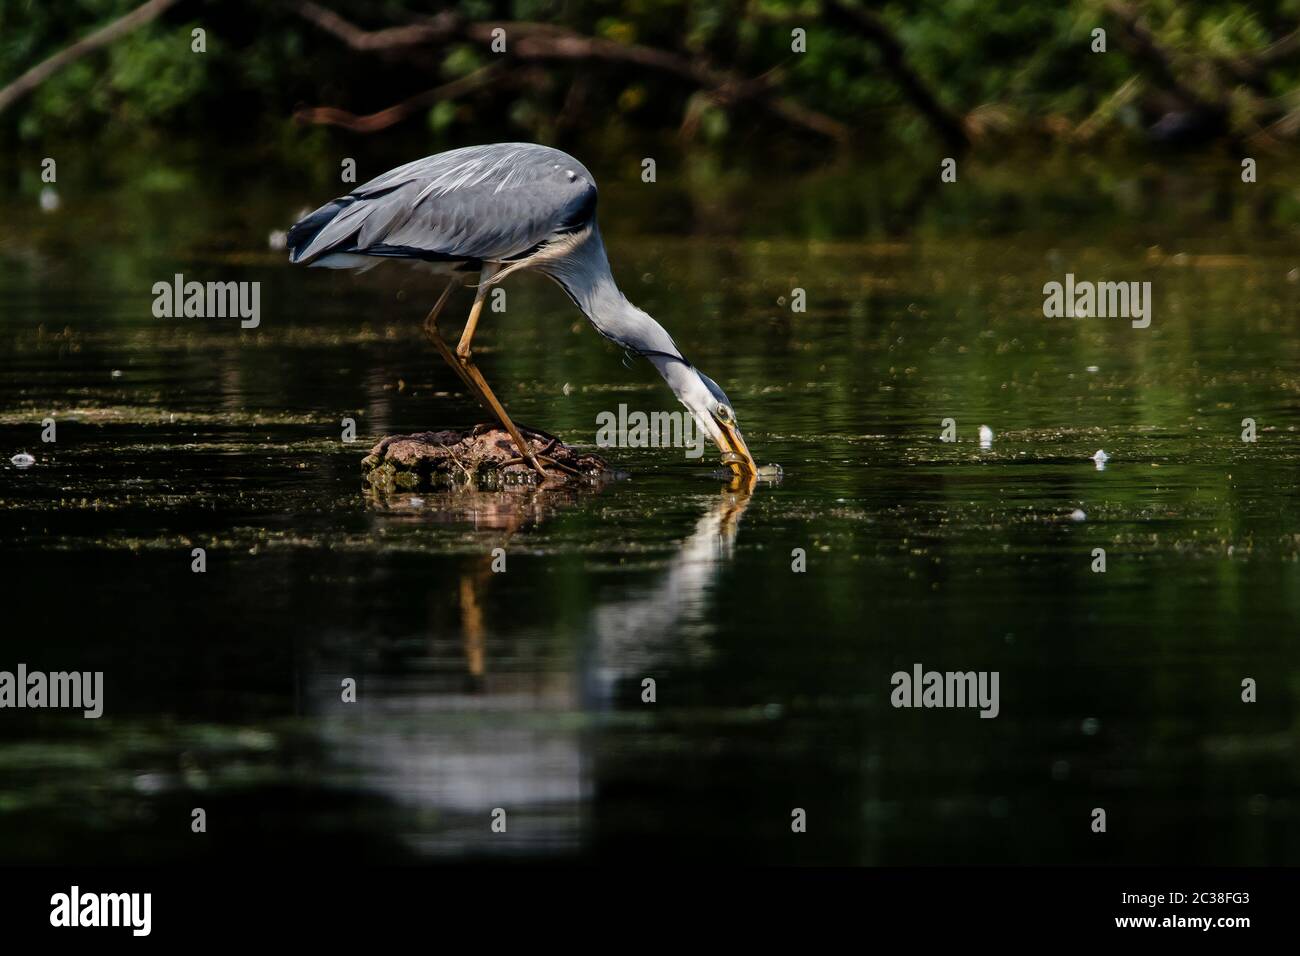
[{"x1": 288, "y1": 143, "x2": 597, "y2": 266}]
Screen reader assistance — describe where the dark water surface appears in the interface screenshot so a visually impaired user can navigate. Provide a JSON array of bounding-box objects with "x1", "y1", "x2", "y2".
[{"x1": 1, "y1": 153, "x2": 1297, "y2": 864}]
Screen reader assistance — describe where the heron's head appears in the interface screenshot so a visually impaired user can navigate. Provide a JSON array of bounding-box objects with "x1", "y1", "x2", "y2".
[
  {"x1": 685, "y1": 369, "x2": 757, "y2": 481},
  {"x1": 646, "y1": 354, "x2": 757, "y2": 481}
]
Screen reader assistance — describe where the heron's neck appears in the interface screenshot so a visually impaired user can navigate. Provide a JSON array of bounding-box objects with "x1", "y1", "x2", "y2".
[{"x1": 547, "y1": 227, "x2": 684, "y2": 363}]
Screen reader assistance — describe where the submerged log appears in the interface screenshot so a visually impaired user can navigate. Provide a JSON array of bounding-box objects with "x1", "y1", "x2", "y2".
[{"x1": 362, "y1": 424, "x2": 617, "y2": 492}]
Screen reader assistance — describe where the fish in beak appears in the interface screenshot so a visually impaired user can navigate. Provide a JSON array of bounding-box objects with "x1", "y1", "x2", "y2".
[{"x1": 716, "y1": 419, "x2": 757, "y2": 481}]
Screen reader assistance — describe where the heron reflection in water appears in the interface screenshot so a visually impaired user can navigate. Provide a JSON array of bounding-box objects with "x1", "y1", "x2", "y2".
[{"x1": 308, "y1": 489, "x2": 751, "y2": 855}]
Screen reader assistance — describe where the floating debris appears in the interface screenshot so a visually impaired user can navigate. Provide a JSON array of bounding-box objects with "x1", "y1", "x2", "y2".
[
  {"x1": 10, "y1": 452, "x2": 35, "y2": 468},
  {"x1": 979, "y1": 424, "x2": 993, "y2": 448},
  {"x1": 362, "y1": 424, "x2": 617, "y2": 493}
]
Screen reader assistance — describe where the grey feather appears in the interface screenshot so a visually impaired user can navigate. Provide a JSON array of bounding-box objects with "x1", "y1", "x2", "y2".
[{"x1": 288, "y1": 143, "x2": 597, "y2": 266}]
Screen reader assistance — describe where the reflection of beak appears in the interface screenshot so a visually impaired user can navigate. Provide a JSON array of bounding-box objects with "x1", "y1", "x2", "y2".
[{"x1": 716, "y1": 421, "x2": 757, "y2": 481}]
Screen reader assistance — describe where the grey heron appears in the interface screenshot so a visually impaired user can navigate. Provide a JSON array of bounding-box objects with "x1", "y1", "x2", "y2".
[{"x1": 287, "y1": 142, "x2": 757, "y2": 484}]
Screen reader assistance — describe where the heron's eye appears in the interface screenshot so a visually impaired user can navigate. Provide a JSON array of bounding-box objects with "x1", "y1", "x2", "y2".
[{"x1": 715, "y1": 403, "x2": 733, "y2": 423}]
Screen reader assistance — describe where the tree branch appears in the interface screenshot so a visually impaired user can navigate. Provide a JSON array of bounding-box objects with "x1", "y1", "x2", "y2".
[
  {"x1": 293, "y1": 64, "x2": 505, "y2": 132},
  {"x1": 0, "y1": 0, "x2": 181, "y2": 114},
  {"x1": 292, "y1": 1, "x2": 456, "y2": 51},
  {"x1": 291, "y1": 2, "x2": 850, "y2": 143},
  {"x1": 823, "y1": 0, "x2": 969, "y2": 152},
  {"x1": 1104, "y1": 1, "x2": 1222, "y2": 116}
]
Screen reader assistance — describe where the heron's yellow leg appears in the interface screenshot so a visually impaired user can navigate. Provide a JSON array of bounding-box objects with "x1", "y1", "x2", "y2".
[
  {"x1": 426, "y1": 265, "x2": 552, "y2": 480},
  {"x1": 456, "y1": 358, "x2": 551, "y2": 479},
  {"x1": 455, "y1": 262, "x2": 497, "y2": 358},
  {"x1": 424, "y1": 277, "x2": 488, "y2": 403},
  {"x1": 459, "y1": 575, "x2": 486, "y2": 678}
]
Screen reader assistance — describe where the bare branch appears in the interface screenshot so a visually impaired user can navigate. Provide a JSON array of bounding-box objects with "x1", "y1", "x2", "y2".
[
  {"x1": 0, "y1": 0, "x2": 181, "y2": 114},
  {"x1": 293, "y1": 64, "x2": 504, "y2": 132},
  {"x1": 291, "y1": 3, "x2": 849, "y2": 143},
  {"x1": 292, "y1": 1, "x2": 457, "y2": 51}
]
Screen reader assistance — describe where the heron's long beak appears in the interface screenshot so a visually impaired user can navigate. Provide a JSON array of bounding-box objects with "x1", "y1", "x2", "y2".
[{"x1": 716, "y1": 422, "x2": 757, "y2": 480}]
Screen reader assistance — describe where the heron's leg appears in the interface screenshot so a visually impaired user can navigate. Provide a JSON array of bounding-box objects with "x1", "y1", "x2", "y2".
[
  {"x1": 451, "y1": 265, "x2": 552, "y2": 480},
  {"x1": 423, "y1": 277, "x2": 490, "y2": 404},
  {"x1": 424, "y1": 276, "x2": 549, "y2": 478},
  {"x1": 455, "y1": 262, "x2": 497, "y2": 358},
  {"x1": 456, "y1": 358, "x2": 551, "y2": 479}
]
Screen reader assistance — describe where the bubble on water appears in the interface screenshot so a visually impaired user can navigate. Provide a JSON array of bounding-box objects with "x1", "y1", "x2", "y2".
[
  {"x1": 978, "y1": 424, "x2": 993, "y2": 448},
  {"x1": 1051, "y1": 759, "x2": 1070, "y2": 781},
  {"x1": 757, "y1": 463, "x2": 784, "y2": 482},
  {"x1": 1085, "y1": 365, "x2": 1100, "y2": 373},
  {"x1": 39, "y1": 186, "x2": 60, "y2": 213},
  {"x1": 1081, "y1": 717, "x2": 1100, "y2": 735},
  {"x1": 1069, "y1": 508, "x2": 1087, "y2": 522},
  {"x1": 562, "y1": 382, "x2": 573, "y2": 396},
  {"x1": 267, "y1": 229, "x2": 288, "y2": 251},
  {"x1": 1093, "y1": 449, "x2": 1109, "y2": 471},
  {"x1": 111, "y1": 369, "x2": 123, "y2": 379},
  {"x1": 10, "y1": 452, "x2": 35, "y2": 468}
]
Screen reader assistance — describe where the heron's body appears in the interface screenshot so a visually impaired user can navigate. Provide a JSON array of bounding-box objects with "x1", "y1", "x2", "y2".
[{"x1": 288, "y1": 143, "x2": 755, "y2": 482}]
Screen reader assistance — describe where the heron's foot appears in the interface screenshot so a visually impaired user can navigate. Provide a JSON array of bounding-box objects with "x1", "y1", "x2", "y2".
[
  {"x1": 499, "y1": 454, "x2": 585, "y2": 481},
  {"x1": 536, "y1": 455, "x2": 584, "y2": 478},
  {"x1": 470, "y1": 421, "x2": 561, "y2": 446}
]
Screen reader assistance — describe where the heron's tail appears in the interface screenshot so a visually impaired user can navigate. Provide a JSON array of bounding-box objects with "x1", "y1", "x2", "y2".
[{"x1": 286, "y1": 198, "x2": 353, "y2": 264}]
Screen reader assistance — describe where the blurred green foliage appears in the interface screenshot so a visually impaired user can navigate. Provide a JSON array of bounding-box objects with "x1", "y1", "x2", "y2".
[{"x1": 3, "y1": 0, "x2": 1300, "y2": 158}]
